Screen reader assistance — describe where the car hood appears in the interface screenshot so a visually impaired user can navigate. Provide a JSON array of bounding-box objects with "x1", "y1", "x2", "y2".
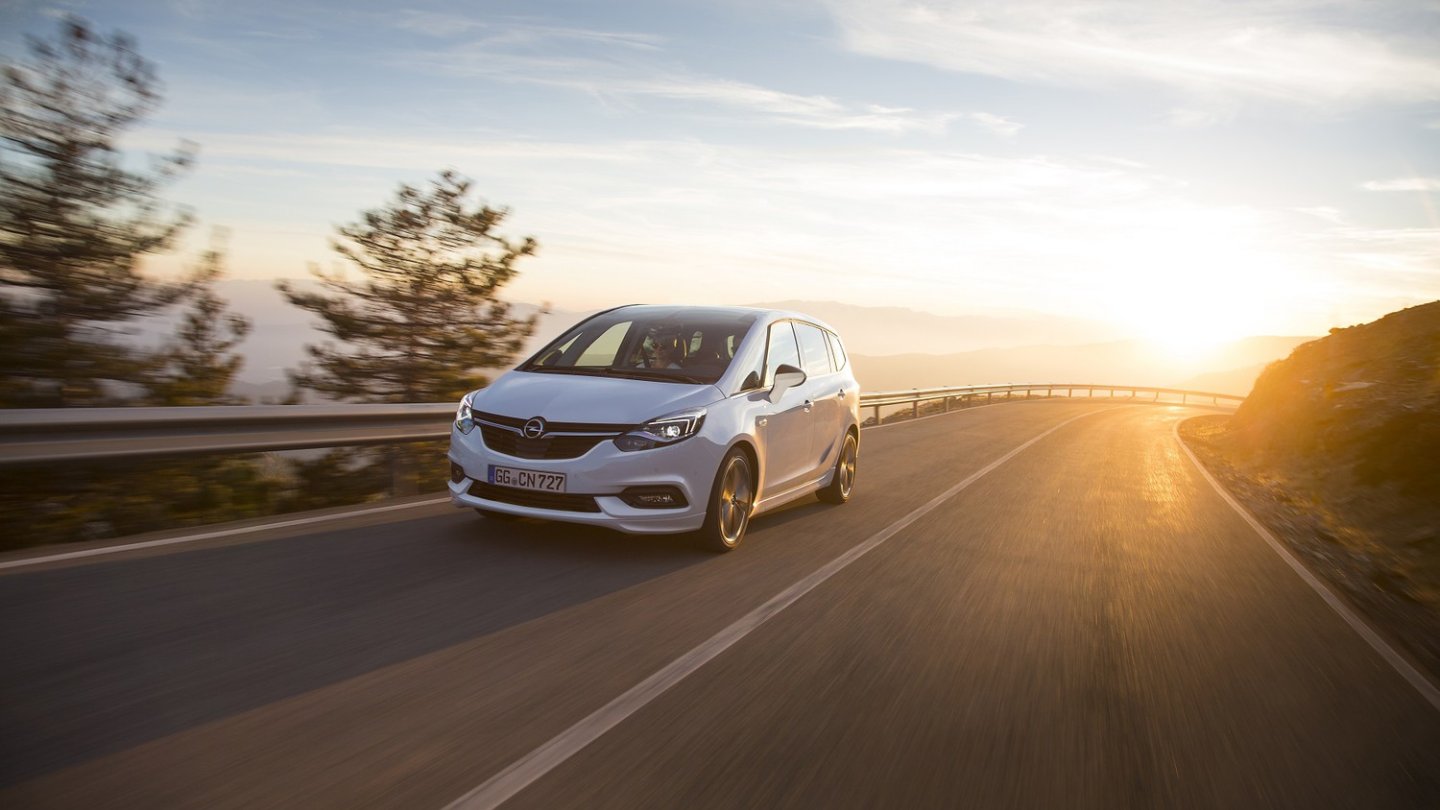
[{"x1": 472, "y1": 370, "x2": 724, "y2": 425}]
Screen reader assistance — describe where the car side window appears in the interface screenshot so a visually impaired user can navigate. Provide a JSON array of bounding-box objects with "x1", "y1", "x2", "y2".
[
  {"x1": 763, "y1": 321, "x2": 801, "y2": 388},
  {"x1": 794, "y1": 322, "x2": 832, "y2": 377},
  {"x1": 826, "y1": 330, "x2": 847, "y2": 371}
]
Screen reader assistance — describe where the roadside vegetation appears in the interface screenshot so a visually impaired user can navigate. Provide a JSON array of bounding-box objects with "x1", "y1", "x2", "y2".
[
  {"x1": 1180, "y1": 300, "x2": 1440, "y2": 677},
  {"x1": 0, "y1": 18, "x2": 538, "y2": 549}
]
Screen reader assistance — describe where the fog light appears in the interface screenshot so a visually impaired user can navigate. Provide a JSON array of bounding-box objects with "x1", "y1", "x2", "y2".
[
  {"x1": 450, "y1": 462, "x2": 466, "y2": 484},
  {"x1": 618, "y1": 486, "x2": 688, "y2": 509}
]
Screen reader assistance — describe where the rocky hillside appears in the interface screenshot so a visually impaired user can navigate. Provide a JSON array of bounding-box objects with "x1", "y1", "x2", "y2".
[{"x1": 1231, "y1": 300, "x2": 1440, "y2": 525}]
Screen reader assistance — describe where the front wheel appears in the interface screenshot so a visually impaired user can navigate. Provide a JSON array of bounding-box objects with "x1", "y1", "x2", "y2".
[
  {"x1": 697, "y1": 448, "x2": 753, "y2": 552},
  {"x1": 817, "y1": 431, "x2": 858, "y2": 504}
]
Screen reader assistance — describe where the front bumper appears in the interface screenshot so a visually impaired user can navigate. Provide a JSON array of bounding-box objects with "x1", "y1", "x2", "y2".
[{"x1": 447, "y1": 425, "x2": 720, "y2": 534}]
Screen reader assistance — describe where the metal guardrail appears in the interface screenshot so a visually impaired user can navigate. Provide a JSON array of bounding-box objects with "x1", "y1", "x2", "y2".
[
  {"x1": 0, "y1": 403, "x2": 455, "y2": 466},
  {"x1": 858, "y1": 383, "x2": 1244, "y2": 425},
  {"x1": 0, "y1": 384, "x2": 1242, "y2": 467}
]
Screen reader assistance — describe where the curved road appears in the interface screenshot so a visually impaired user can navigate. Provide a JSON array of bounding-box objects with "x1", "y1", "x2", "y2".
[{"x1": 1, "y1": 400, "x2": 1437, "y2": 808}]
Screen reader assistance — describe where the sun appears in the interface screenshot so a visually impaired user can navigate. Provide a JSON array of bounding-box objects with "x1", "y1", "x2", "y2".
[
  {"x1": 1094, "y1": 216, "x2": 1289, "y2": 361},
  {"x1": 1123, "y1": 292, "x2": 1263, "y2": 358}
]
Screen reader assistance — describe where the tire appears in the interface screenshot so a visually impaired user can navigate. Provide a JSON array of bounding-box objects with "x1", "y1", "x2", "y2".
[
  {"x1": 475, "y1": 508, "x2": 521, "y2": 522},
  {"x1": 817, "y1": 431, "x2": 858, "y2": 504},
  {"x1": 698, "y1": 447, "x2": 754, "y2": 552}
]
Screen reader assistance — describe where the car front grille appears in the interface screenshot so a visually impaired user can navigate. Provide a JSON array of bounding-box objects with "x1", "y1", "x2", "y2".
[
  {"x1": 468, "y1": 481, "x2": 601, "y2": 513},
  {"x1": 478, "y1": 426, "x2": 611, "y2": 460},
  {"x1": 474, "y1": 411, "x2": 629, "y2": 460}
]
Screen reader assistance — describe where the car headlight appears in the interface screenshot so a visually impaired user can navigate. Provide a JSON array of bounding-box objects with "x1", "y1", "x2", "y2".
[
  {"x1": 455, "y1": 391, "x2": 477, "y2": 434},
  {"x1": 614, "y1": 407, "x2": 706, "y2": 452}
]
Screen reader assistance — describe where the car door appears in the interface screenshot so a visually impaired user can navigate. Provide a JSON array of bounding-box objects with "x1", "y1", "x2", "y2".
[
  {"x1": 758, "y1": 320, "x2": 815, "y2": 496},
  {"x1": 793, "y1": 321, "x2": 844, "y2": 477}
]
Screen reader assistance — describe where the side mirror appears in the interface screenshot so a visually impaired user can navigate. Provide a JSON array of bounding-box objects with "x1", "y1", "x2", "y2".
[{"x1": 767, "y1": 364, "x2": 807, "y2": 403}]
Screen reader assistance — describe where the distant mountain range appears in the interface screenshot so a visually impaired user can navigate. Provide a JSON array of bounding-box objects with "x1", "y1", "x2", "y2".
[
  {"x1": 746, "y1": 299, "x2": 1130, "y2": 355},
  {"x1": 848, "y1": 336, "x2": 1316, "y2": 396},
  {"x1": 130, "y1": 280, "x2": 586, "y2": 401},
  {"x1": 130, "y1": 282, "x2": 1314, "y2": 401}
]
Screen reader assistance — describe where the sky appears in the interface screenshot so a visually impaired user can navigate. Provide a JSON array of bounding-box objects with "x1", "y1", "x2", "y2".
[{"x1": 3, "y1": 0, "x2": 1439, "y2": 349}]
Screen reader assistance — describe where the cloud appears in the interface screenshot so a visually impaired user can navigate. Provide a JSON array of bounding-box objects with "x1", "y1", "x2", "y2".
[
  {"x1": 626, "y1": 76, "x2": 960, "y2": 133},
  {"x1": 391, "y1": 28, "x2": 960, "y2": 135},
  {"x1": 129, "y1": 130, "x2": 644, "y2": 171},
  {"x1": 1362, "y1": 177, "x2": 1440, "y2": 192},
  {"x1": 1295, "y1": 206, "x2": 1348, "y2": 225},
  {"x1": 390, "y1": 12, "x2": 663, "y2": 51},
  {"x1": 1164, "y1": 106, "x2": 1235, "y2": 128},
  {"x1": 820, "y1": 0, "x2": 1440, "y2": 109},
  {"x1": 968, "y1": 112, "x2": 1023, "y2": 137}
]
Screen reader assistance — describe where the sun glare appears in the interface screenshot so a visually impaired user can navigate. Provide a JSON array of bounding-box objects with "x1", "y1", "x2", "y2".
[{"x1": 1095, "y1": 212, "x2": 1286, "y2": 360}]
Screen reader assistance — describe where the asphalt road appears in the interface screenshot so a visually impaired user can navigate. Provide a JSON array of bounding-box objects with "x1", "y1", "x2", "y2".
[{"x1": 2, "y1": 400, "x2": 1437, "y2": 808}]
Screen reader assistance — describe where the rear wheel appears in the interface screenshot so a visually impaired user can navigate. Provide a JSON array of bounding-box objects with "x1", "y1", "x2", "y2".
[
  {"x1": 817, "y1": 431, "x2": 858, "y2": 504},
  {"x1": 698, "y1": 448, "x2": 753, "y2": 552}
]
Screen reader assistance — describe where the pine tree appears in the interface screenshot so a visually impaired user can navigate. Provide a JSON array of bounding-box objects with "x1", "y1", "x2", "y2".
[
  {"x1": 279, "y1": 170, "x2": 539, "y2": 404},
  {"x1": 144, "y1": 244, "x2": 252, "y2": 406},
  {"x1": 0, "y1": 16, "x2": 195, "y2": 407}
]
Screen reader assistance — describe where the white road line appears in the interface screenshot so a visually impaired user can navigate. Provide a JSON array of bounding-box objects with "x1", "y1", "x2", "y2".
[
  {"x1": 442, "y1": 406, "x2": 1120, "y2": 810},
  {"x1": 1174, "y1": 421, "x2": 1440, "y2": 712},
  {"x1": 0, "y1": 497, "x2": 452, "y2": 572}
]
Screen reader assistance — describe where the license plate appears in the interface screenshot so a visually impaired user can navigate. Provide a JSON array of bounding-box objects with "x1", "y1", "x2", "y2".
[{"x1": 488, "y1": 465, "x2": 566, "y2": 492}]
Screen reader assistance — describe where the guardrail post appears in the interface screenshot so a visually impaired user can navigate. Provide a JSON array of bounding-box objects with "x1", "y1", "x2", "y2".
[
  {"x1": 873, "y1": 404, "x2": 881, "y2": 425},
  {"x1": 912, "y1": 400, "x2": 918, "y2": 418},
  {"x1": 1154, "y1": 391, "x2": 1159, "y2": 402},
  {"x1": 943, "y1": 396, "x2": 950, "y2": 413},
  {"x1": 389, "y1": 447, "x2": 417, "y2": 497},
  {"x1": 1181, "y1": 393, "x2": 1188, "y2": 404},
  {"x1": 987, "y1": 392, "x2": 992, "y2": 402}
]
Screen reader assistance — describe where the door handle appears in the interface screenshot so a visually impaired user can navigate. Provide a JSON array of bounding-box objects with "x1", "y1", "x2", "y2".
[{"x1": 837, "y1": 389, "x2": 847, "y2": 399}]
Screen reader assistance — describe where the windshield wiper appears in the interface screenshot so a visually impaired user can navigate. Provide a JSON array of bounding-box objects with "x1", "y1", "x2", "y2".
[
  {"x1": 522, "y1": 366, "x2": 705, "y2": 384},
  {"x1": 607, "y1": 368, "x2": 706, "y2": 385},
  {"x1": 521, "y1": 366, "x2": 607, "y2": 377}
]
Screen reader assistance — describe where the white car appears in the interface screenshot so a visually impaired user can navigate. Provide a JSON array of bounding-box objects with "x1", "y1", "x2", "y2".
[{"x1": 448, "y1": 305, "x2": 861, "y2": 550}]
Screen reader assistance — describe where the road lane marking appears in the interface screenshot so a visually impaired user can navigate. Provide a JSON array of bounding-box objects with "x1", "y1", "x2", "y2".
[
  {"x1": 0, "y1": 497, "x2": 452, "y2": 572},
  {"x1": 443, "y1": 406, "x2": 1121, "y2": 810},
  {"x1": 1174, "y1": 421, "x2": 1440, "y2": 712}
]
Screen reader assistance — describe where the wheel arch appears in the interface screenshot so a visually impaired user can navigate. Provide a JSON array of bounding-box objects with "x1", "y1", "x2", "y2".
[{"x1": 727, "y1": 438, "x2": 760, "y2": 496}]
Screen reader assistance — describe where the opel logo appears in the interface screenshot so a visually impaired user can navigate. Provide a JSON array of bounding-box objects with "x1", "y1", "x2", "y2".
[{"x1": 522, "y1": 417, "x2": 546, "y2": 439}]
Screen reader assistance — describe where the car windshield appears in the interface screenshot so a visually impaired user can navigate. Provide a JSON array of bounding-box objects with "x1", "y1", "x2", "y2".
[{"x1": 521, "y1": 307, "x2": 758, "y2": 385}]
